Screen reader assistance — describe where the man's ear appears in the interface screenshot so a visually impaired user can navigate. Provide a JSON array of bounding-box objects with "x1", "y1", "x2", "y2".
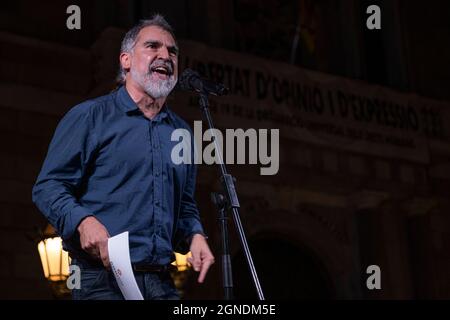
[{"x1": 120, "y1": 52, "x2": 131, "y2": 71}]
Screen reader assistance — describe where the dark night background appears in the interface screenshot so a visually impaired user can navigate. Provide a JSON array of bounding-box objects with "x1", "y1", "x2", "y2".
[{"x1": 1, "y1": 0, "x2": 450, "y2": 300}]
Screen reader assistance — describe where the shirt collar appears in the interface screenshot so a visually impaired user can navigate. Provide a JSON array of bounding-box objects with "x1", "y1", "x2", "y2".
[
  {"x1": 117, "y1": 85, "x2": 176, "y2": 124},
  {"x1": 117, "y1": 85, "x2": 139, "y2": 113}
]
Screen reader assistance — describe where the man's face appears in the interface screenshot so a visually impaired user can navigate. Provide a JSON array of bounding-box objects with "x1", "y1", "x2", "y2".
[{"x1": 124, "y1": 25, "x2": 179, "y2": 99}]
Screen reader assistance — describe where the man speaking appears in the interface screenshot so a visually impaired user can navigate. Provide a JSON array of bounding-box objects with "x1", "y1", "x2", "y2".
[{"x1": 32, "y1": 14, "x2": 214, "y2": 300}]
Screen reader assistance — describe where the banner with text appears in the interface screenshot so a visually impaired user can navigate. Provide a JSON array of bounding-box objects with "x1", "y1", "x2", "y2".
[{"x1": 171, "y1": 40, "x2": 449, "y2": 164}]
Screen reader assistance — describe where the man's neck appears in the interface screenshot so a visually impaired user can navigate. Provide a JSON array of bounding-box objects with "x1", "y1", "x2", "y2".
[{"x1": 125, "y1": 81, "x2": 166, "y2": 120}]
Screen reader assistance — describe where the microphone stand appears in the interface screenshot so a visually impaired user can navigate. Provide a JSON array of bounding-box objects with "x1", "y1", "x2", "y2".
[{"x1": 197, "y1": 92, "x2": 265, "y2": 300}]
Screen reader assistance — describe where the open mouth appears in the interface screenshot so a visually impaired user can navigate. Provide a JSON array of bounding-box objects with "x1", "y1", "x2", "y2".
[{"x1": 150, "y1": 65, "x2": 173, "y2": 76}]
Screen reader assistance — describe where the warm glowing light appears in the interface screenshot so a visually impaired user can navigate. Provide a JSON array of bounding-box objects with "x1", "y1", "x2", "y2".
[
  {"x1": 37, "y1": 237, "x2": 70, "y2": 281},
  {"x1": 171, "y1": 252, "x2": 192, "y2": 272}
]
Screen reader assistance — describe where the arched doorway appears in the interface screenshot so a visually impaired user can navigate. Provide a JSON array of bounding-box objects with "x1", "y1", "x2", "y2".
[{"x1": 231, "y1": 237, "x2": 334, "y2": 299}]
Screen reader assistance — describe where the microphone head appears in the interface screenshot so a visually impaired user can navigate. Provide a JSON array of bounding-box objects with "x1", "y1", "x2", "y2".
[
  {"x1": 177, "y1": 68, "x2": 229, "y2": 96},
  {"x1": 177, "y1": 68, "x2": 200, "y2": 91}
]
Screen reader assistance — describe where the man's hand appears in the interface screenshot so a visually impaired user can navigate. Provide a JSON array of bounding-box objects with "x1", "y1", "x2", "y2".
[
  {"x1": 188, "y1": 234, "x2": 215, "y2": 283},
  {"x1": 77, "y1": 216, "x2": 110, "y2": 268}
]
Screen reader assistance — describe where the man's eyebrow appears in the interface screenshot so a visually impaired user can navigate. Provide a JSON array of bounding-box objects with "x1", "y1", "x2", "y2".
[
  {"x1": 142, "y1": 40, "x2": 179, "y2": 54},
  {"x1": 143, "y1": 40, "x2": 161, "y2": 47}
]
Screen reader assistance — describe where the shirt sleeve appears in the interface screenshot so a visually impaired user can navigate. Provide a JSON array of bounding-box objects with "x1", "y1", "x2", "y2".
[
  {"x1": 173, "y1": 145, "x2": 206, "y2": 253},
  {"x1": 32, "y1": 104, "x2": 98, "y2": 240}
]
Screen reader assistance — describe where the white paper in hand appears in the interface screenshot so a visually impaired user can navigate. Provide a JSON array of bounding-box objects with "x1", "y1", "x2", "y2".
[{"x1": 108, "y1": 231, "x2": 144, "y2": 300}]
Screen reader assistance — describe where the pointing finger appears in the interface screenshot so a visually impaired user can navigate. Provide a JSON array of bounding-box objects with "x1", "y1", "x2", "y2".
[{"x1": 198, "y1": 258, "x2": 214, "y2": 283}]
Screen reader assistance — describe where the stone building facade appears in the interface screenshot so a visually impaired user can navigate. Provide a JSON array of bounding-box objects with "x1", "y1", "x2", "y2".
[{"x1": 0, "y1": 0, "x2": 449, "y2": 299}]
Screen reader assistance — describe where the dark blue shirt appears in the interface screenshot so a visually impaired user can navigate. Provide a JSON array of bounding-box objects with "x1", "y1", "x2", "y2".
[{"x1": 32, "y1": 86, "x2": 204, "y2": 265}]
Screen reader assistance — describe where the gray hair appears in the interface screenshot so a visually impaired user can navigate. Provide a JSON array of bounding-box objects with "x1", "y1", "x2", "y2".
[{"x1": 117, "y1": 14, "x2": 176, "y2": 84}]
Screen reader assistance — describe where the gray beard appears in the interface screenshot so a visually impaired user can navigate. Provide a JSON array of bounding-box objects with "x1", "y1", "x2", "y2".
[{"x1": 131, "y1": 68, "x2": 177, "y2": 99}]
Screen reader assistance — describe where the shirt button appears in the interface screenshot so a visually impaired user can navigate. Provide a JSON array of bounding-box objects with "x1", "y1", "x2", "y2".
[
  {"x1": 155, "y1": 171, "x2": 160, "y2": 177},
  {"x1": 155, "y1": 200, "x2": 159, "y2": 206}
]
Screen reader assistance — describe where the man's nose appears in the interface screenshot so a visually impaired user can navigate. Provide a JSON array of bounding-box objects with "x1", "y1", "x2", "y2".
[{"x1": 158, "y1": 46, "x2": 170, "y2": 59}]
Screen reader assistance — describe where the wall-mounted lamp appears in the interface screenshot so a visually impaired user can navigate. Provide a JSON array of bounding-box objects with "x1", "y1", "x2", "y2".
[
  {"x1": 171, "y1": 252, "x2": 192, "y2": 297},
  {"x1": 36, "y1": 224, "x2": 71, "y2": 298},
  {"x1": 172, "y1": 252, "x2": 192, "y2": 272}
]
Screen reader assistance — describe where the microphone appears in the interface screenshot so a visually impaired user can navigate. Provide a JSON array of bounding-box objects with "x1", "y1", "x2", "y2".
[{"x1": 177, "y1": 68, "x2": 229, "y2": 96}]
